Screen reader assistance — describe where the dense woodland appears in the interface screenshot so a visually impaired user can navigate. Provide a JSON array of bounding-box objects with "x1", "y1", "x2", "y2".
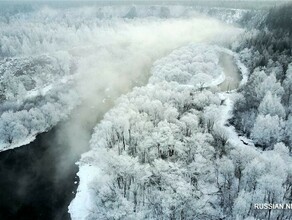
[
  {"x1": 72, "y1": 4, "x2": 292, "y2": 220},
  {"x1": 0, "y1": 54, "x2": 79, "y2": 148},
  {"x1": 233, "y1": 3, "x2": 292, "y2": 150},
  {"x1": 0, "y1": 4, "x2": 233, "y2": 151},
  {"x1": 1, "y1": 3, "x2": 292, "y2": 220},
  {"x1": 82, "y1": 45, "x2": 231, "y2": 219}
]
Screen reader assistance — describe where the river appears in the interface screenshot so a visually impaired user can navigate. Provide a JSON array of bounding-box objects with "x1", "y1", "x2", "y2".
[
  {"x1": 0, "y1": 50, "x2": 242, "y2": 220},
  {"x1": 219, "y1": 52, "x2": 242, "y2": 91},
  {"x1": 0, "y1": 127, "x2": 78, "y2": 220},
  {"x1": 0, "y1": 0, "x2": 254, "y2": 217},
  {"x1": 0, "y1": 49, "x2": 242, "y2": 220}
]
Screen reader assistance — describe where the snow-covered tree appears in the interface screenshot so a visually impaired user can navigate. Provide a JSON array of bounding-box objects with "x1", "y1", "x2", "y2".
[
  {"x1": 251, "y1": 114, "x2": 285, "y2": 148},
  {"x1": 258, "y1": 91, "x2": 286, "y2": 118}
]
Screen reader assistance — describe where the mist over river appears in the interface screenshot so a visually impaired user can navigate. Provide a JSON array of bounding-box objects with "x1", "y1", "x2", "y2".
[{"x1": 0, "y1": 2, "x2": 244, "y2": 220}]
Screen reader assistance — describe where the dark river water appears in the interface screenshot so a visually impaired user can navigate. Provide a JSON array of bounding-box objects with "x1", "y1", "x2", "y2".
[
  {"x1": 0, "y1": 45, "x2": 151, "y2": 220},
  {"x1": 0, "y1": 80, "x2": 133, "y2": 220},
  {"x1": 0, "y1": 46, "x2": 241, "y2": 220},
  {"x1": 0, "y1": 126, "x2": 81, "y2": 220}
]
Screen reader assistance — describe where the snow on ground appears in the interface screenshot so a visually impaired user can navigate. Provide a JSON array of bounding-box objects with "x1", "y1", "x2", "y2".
[
  {"x1": 215, "y1": 49, "x2": 254, "y2": 148},
  {"x1": 69, "y1": 43, "x2": 250, "y2": 219},
  {"x1": 68, "y1": 161, "x2": 101, "y2": 220},
  {"x1": 0, "y1": 52, "x2": 79, "y2": 152},
  {"x1": 0, "y1": 4, "x2": 242, "y2": 152},
  {"x1": 217, "y1": 92, "x2": 255, "y2": 148},
  {"x1": 149, "y1": 44, "x2": 234, "y2": 88},
  {"x1": 237, "y1": 57, "x2": 249, "y2": 86},
  {"x1": 0, "y1": 135, "x2": 36, "y2": 152},
  {"x1": 25, "y1": 75, "x2": 74, "y2": 100}
]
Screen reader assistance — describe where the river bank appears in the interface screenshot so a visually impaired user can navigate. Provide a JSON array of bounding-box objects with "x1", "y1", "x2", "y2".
[{"x1": 0, "y1": 127, "x2": 78, "y2": 220}]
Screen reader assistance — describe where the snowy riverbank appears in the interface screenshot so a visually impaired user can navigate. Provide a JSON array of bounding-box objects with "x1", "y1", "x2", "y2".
[
  {"x1": 0, "y1": 5, "x2": 242, "y2": 152},
  {"x1": 68, "y1": 44, "x2": 246, "y2": 219}
]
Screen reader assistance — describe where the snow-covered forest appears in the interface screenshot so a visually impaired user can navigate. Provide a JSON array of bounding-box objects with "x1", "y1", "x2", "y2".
[
  {"x1": 0, "y1": 4, "x2": 240, "y2": 152},
  {"x1": 0, "y1": 1, "x2": 292, "y2": 220}
]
